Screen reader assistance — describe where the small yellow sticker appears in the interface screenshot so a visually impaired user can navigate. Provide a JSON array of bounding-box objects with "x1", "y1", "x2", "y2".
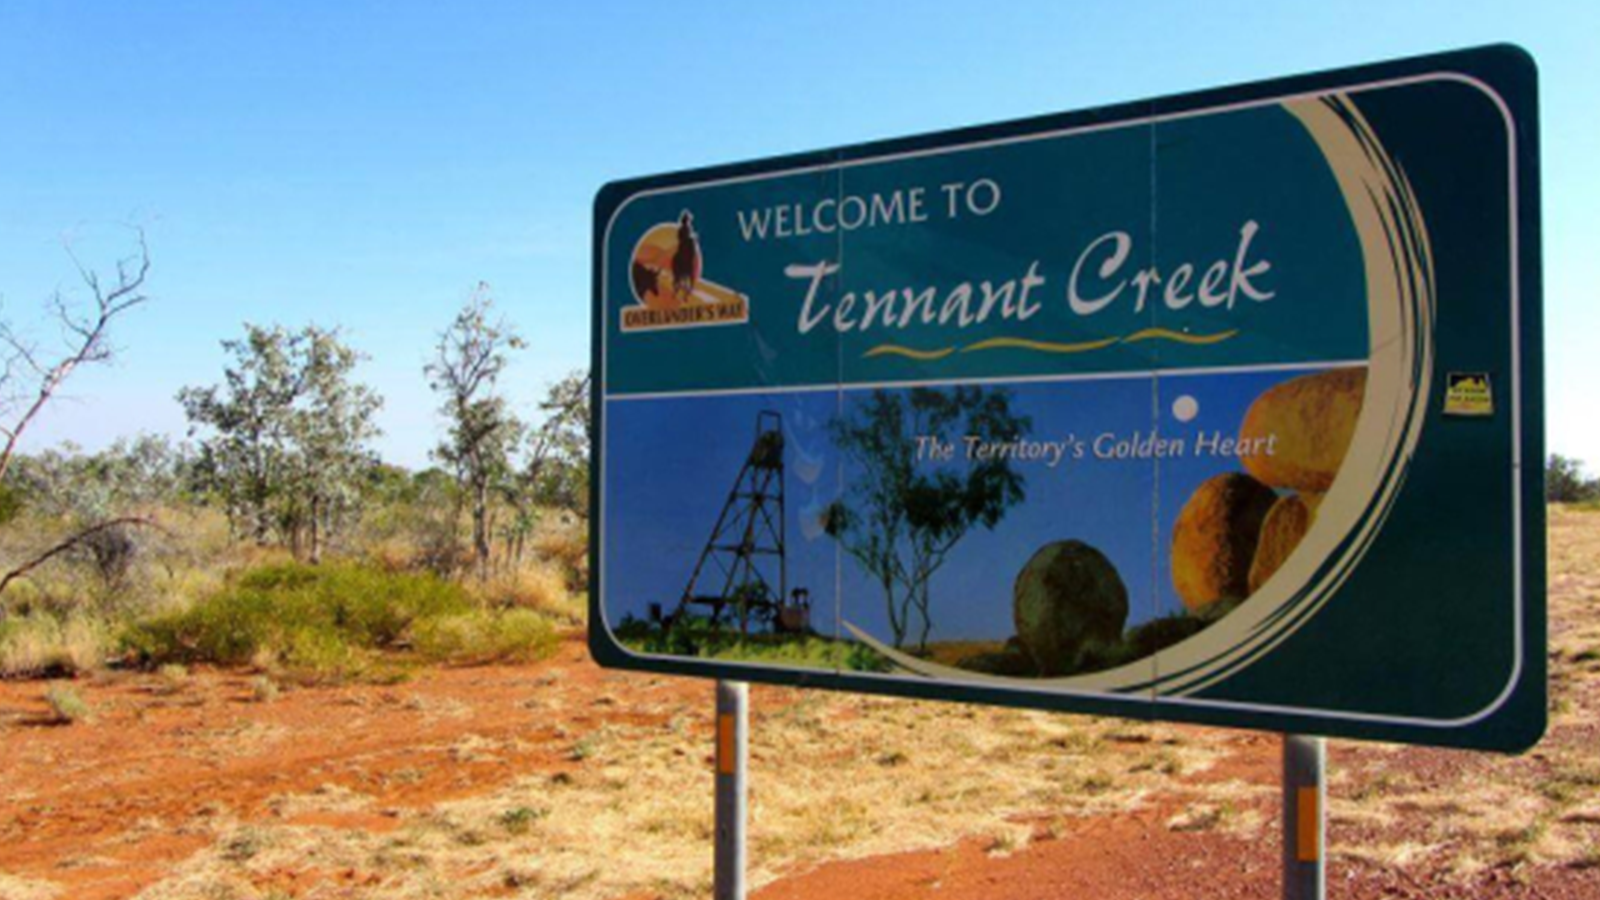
[{"x1": 1444, "y1": 372, "x2": 1493, "y2": 417}]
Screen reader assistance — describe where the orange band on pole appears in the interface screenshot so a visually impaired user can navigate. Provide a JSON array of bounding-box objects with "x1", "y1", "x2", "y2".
[
  {"x1": 717, "y1": 713, "x2": 736, "y2": 775},
  {"x1": 1296, "y1": 786, "x2": 1321, "y2": 862}
]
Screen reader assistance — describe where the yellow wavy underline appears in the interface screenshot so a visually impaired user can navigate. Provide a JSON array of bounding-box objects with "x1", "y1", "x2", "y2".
[
  {"x1": 864, "y1": 344, "x2": 957, "y2": 361},
  {"x1": 863, "y1": 327, "x2": 1239, "y2": 360},
  {"x1": 1123, "y1": 327, "x2": 1239, "y2": 346}
]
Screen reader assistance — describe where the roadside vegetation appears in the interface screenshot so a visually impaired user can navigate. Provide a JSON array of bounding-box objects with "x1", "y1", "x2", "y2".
[
  {"x1": 0, "y1": 232, "x2": 1597, "y2": 900},
  {"x1": 1548, "y1": 454, "x2": 1600, "y2": 510},
  {"x1": 0, "y1": 237, "x2": 589, "y2": 691}
]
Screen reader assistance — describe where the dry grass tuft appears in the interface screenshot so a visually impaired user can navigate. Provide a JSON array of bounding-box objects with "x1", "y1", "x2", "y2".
[
  {"x1": 0, "y1": 614, "x2": 109, "y2": 678},
  {"x1": 362, "y1": 535, "x2": 422, "y2": 574},
  {"x1": 411, "y1": 608, "x2": 559, "y2": 666},
  {"x1": 156, "y1": 663, "x2": 190, "y2": 694},
  {"x1": 0, "y1": 872, "x2": 62, "y2": 900},
  {"x1": 469, "y1": 562, "x2": 583, "y2": 627},
  {"x1": 533, "y1": 516, "x2": 588, "y2": 587},
  {"x1": 250, "y1": 675, "x2": 280, "y2": 703},
  {"x1": 132, "y1": 691, "x2": 1221, "y2": 900},
  {"x1": 43, "y1": 682, "x2": 92, "y2": 724}
]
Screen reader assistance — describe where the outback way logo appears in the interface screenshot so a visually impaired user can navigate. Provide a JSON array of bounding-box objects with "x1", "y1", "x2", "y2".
[
  {"x1": 1444, "y1": 372, "x2": 1494, "y2": 417},
  {"x1": 622, "y1": 211, "x2": 750, "y2": 332}
]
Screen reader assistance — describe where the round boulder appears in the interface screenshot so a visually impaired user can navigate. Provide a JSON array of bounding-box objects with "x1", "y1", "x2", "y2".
[
  {"x1": 1013, "y1": 540, "x2": 1129, "y2": 676},
  {"x1": 1171, "y1": 472, "x2": 1279, "y2": 613},
  {"x1": 1248, "y1": 493, "x2": 1314, "y2": 594},
  {"x1": 1238, "y1": 367, "x2": 1366, "y2": 493}
]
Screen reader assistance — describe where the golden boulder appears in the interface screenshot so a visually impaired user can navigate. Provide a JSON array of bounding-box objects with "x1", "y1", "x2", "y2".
[
  {"x1": 1171, "y1": 472, "x2": 1279, "y2": 613},
  {"x1": 1248, "y1": 493, "x2": 1314, "y2": 594},
  {"x1": 1238, "y1": 368, "x2": 1366, "y2": 493}
]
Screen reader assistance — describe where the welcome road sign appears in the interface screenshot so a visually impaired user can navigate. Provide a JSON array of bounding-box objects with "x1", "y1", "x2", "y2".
[{"x1": 590, "y1": 45, "x2": 1544, "y2": 752}]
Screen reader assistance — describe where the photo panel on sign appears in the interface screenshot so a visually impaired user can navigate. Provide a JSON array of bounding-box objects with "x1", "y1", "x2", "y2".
[
  {"x1": 597, "y1": 163, "x2": 847, "y2": 680},
  {"x1": 827, "y1": 119, "x2": 1164, "y2": 714}
]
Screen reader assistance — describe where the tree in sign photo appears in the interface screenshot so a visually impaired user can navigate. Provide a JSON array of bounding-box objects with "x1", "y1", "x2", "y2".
[{"x1": 823, "y1": 386, "x2": 1030, "y2": 652}]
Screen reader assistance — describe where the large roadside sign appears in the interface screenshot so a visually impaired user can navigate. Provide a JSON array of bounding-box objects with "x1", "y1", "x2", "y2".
[{"x1": 590, "y1": 45, "x2": 1544, "y2": 752}]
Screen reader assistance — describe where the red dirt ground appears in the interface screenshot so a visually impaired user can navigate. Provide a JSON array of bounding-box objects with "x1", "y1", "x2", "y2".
[
  {"x1": 1, "y1": 637, "x2": 1594, "y2": 900},
  {"x1": 4, "y1": 509, "x2": 1600, "y2": 900},
  {"x1": 0, "y1": 639, "x2": 704, "y2": 899}
]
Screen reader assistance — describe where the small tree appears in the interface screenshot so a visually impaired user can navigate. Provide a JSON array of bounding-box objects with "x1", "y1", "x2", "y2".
[
  {"x1": 824, "y1": 386, "x2": 1030, "y2": 651},
  {"x1": 180, "y1": 325, "x2": 299, "y2": 545},
  {"x1": 488, "y1": 371, "x2": 592, "y2": 570},
  {"x1": 180, "y1": 324, "x2": 381, "y2": 560},
  {"x1": 282, "y1": 329, "x2": 382, "y2": 561},
  {"x1": 1547, "y1": 454, "x2": 1600, "y2": 504},
  {"x1": 426, "y1": 284, "x2": 525, "y2": 579},
  {"x1": 527, "y1": 370, "x2": 591, "y2": 518}
]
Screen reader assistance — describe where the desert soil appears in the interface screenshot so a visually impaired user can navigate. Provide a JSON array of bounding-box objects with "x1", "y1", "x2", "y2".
[{"x1": 1, "y1": 509, "x2": 1597, "y2": 900}]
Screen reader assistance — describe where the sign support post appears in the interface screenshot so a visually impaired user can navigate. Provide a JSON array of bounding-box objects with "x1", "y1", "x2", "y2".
[
  {"x1": 715, "y1": 680, "x2": 748, "y2": 900},
  {"x1": 1283, "y1": 734, "x2": 1325, "y2": 900}
]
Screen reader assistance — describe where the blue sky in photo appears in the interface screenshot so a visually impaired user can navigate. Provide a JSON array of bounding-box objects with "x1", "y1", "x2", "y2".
[{"x1": 602, "y1": 365, "x2": 1329, "y2": 644}]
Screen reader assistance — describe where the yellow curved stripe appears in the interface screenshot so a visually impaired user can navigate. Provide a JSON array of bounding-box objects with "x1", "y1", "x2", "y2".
[
  {"x1": 1121, "y1": 327, "x2": 1239, "y2": 346},
  {"x1": 961, "y1": 336, "x2": 1119, "y2": 355},
  {"x1": 863, "y1": 344, "x2": 956, "y2": 361},
  {"x1": 863, "y1": 327, "x2": 1237, "y2": 361}
]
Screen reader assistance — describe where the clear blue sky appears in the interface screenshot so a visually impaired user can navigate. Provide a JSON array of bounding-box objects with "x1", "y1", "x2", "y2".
[{"x1": 1, "y1": 2, "x2": 1595, "y2": 470}]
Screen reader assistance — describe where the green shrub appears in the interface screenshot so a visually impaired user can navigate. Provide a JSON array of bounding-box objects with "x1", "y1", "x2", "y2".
[
  {"x1": 232, "y1": 562, "x2": 469, "y2": 646},
  {"x1": 125, "y1": 562, "x2": 470, "y2": 664},
  {"x1": 280, "y1": 626, "x2": 366, "y2": 683},
  {"x1": 0, "y1": 481, "x2": 25, "y2": 526},
  {"x1": 124, "y1": 562, "x2": 557, "y2": 677}
]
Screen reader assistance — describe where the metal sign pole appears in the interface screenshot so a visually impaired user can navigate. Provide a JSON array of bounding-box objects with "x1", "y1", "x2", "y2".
[
  {"x1": 1282, "y1": 734, "x2": 1326, "y2": 900},
  {"x1": 715, "y1": 680, "x2": 748, "y2": 900}
]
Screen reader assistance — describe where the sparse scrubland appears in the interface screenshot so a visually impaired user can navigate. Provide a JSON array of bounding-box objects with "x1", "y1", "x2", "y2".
[
  {"x1": 1, "y1": 245, "x2": 1596, "y2": 898},
  {"x1": 0, "y1": 502, "x2": 585, "y2": 684},
  {"x1": 0, "y1": 272, "x2": 590, "y2": 691},
  {"x1": 0, "y1": 505, "x2": 1592, "y2": 900}
]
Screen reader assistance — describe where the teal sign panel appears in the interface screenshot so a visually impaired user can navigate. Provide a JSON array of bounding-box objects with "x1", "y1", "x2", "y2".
[{"x1": 590, "y1": 45, "x2": 1545, "y2": 752}]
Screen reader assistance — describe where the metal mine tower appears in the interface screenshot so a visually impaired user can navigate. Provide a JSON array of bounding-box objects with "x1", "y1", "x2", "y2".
[{"x1": 672, "y1": 411, "x2": 810, "y2": 635}]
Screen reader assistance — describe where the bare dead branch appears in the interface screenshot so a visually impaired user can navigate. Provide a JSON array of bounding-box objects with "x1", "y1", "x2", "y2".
[
  {"x1": 0, "y1": 229, "x2": 150, "y2": 484},
  {"x1": 0, "y1": 515, "x2": 172, "y2": 600}
]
